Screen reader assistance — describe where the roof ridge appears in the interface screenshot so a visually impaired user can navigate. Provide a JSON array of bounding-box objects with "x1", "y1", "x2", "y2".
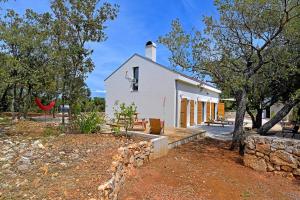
[
  {"x1": 104, "y1": 53, "x2": 219, "y2": 91},
  {"x1": 134, "y1": 54, "x2": 218, "y2": 89}
]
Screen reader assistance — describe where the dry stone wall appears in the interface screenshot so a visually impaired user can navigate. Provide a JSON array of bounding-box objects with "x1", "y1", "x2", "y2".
[
  {"x1": 98, "y1": 141, "x2": 153, "y2": 200},
  {"x1": 244, "y1": 135, "x2": 300, "y2": 178}
]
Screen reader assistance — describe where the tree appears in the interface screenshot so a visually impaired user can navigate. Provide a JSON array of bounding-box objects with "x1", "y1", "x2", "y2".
[
  {"x1": 159, "y1": 0, "x2": 300, "y2": 152},
  {"x1": 246, "y1": 62, "x2": 300, "y2": 129},
  {"x1": 0, "y1": 0, "x2": 119, "y2": 123},
  {"x1": 0, "y1": 9, "x2": 52, "y2": 119},
  {"x1": 50, "y1": 0, "x2": 119, "y2": 123},
  {"x1": 257, "y1": 91, "x2": 300, "y2": 134},
  {"x1": 246, "y1": 11, "x2": 300, "y2": 130},
  {"x1": 94, "y1": 97, "x2": 105, "y2": 112}
]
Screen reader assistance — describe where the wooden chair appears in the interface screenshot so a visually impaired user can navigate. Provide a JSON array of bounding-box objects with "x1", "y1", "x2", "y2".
[
  {"x1": 129, "y1": 119, "x2": 147, "y2": 131},
  {"x1": 282, "y1": 123, "x2": 299, "y2": 138},
  {"x1": 149, "y1": 118, "x2": 164, "y2": 135}
]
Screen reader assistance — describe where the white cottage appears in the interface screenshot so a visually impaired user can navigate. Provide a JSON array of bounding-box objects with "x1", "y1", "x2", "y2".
[{"x1": 104, "y1": 41, "x2": 223, "y2": 128}]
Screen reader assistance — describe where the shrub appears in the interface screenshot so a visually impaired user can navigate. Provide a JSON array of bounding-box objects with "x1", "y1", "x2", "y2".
[
  {"x1": 0, "y1": 116, "x2": 10, "y2": 124},
  {"x1": 74, "y1": 112, "x2": 105, "y2": 134},
  {"x1": 43, "y1": 126, "x2": 60, "y2": 137},
  {"x1": 289, "y1": 104, "x2": 300, "y2": 122},
  {"x1": 113, "y1": 101, "x2": 137, "y2": 136}
]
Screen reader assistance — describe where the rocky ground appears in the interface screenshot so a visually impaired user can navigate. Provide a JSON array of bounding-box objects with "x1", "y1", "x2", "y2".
[
  {"x1": 0, "y1": 119, "x2": 142, "y2": 200},
  {"x1": 119, "y1": 138, "x2": 300, "y2": 200}
]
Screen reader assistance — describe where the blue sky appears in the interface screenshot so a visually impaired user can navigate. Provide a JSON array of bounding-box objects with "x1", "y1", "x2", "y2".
[{"x1": 2, "y1": 0, "x2": 218, "y2": 97}]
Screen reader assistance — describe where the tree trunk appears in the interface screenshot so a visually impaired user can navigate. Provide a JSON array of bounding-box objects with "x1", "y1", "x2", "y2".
[
  {"x1": 11, "y1": 85, "x2": 16, "y2": 120},
  {"x1": 62, "y1": 94, "x2": 65, "y2": 125},
  {"x1": 16, "y1": 87, "x2": 24, "y2": 119},
  {"x1": 230, "y1": 89, "x2": 247, "y2": 154},
  {"x1": 258, "y1": 98, "x2": 300, "y2": 135},
  {"x1": 0, "y1": 85, "x2": 10, "y2": 112},
  {"x1": 246, "y1": 107, "x2": 256, "y2": 128},
  {"x1": 255, "y1": 108, "x2": 263, "y2": 129},
  {"x1": 246, "y1": 106, "x2": 263, "y2": 129},
  {"x1": 52, "y1": 95, "x2": 58, "y2": 118},
  {"x1": 22, "y1": 85, "x2": 32, "y2": 119}
]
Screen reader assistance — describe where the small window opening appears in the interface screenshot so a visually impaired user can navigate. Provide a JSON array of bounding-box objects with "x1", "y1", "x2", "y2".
[{"x1": 132, "y1": 67, "x2": 139, "y2": 91}]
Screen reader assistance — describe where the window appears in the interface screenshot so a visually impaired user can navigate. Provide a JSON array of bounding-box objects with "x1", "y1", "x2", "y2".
[{"x1": 132, "y1": 67, "x2": 139, "y2": 91}]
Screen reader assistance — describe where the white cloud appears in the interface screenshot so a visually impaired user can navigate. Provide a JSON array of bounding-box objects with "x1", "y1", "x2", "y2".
[{"x1": 93, "y1": 90, "x2": 106, "y2": 93}]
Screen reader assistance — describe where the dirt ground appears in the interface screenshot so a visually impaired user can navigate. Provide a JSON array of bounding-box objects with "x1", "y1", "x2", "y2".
[
  {"x1": 119, "y1": 138, "x2": 300, "y2": 200},
  {"x1": 0, "y1": 120, "x2": 142, "y2": 200}
]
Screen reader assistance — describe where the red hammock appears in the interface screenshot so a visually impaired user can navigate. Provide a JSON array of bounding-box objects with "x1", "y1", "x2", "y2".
[{"x1": 35, "y1": 97, "x2": 55, "y2": 111}]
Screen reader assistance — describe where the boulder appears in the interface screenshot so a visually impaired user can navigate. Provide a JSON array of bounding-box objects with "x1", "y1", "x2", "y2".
[
  {"x1": 281, "y1": 165, "x2": 293, "y2": 172},
  {"x1": 292, "y1": 168, "x2": 300, "y2": 176},
  {"x1": 245, "y1": 148, "x2": 255, "y2": 154},
  {"x1": 255, "y1": 152, "x2": 264, "y2": 157},
  {"x1": 270, "y1": 150, "x2": 297, "y2": 168},
  {"x1": 274, "y1": 171, "x2": 294, "y2": 179},
  {"x1": 244, "y1": 154, "x2": 267, "y2": 172},
  {"x1": 245, "y1": 138, "x2": 255, "y2": 150},
  {"x1": 256, "y1": 143, "x2": 271, "y2": 154},
  {"x1": 271, "y1": 140, "x2": 286, "y2": 150},
  {"x1": 293, "y1": 147, "x2": 300, "y2": 157},
  {"x1": 266, "y1": 162, "x2": 274, "y2": 172}
]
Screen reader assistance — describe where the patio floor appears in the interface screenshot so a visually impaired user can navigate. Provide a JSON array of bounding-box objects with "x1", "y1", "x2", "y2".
[
  {"x1": 141, "y1": 126, "x2": 205, "y2": 143},
  {"x1": 198, "y1": 124, "x2": 233, "y2": 141}
]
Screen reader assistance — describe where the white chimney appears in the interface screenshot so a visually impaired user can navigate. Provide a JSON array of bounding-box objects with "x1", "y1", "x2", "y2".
[{"x1": 145, "y1": 41, "x2": 156, "y2": 62}]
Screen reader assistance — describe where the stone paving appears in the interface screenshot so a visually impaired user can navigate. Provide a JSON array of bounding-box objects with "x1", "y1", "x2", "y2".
[{"x1": 196, "y1": 124, "x2": 234, "y2": 141}]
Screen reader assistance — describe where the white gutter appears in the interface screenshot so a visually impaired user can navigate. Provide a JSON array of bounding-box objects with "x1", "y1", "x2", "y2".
[{"x1": 176, "y1": 75, "x2": 222, "y2": 94}]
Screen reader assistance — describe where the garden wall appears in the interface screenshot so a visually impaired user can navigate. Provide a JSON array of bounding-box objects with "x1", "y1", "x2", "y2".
[
  {"x1": 98, "y1": 140, "x2": 154, "y2": 200},
  {"x1": 244, "y1": 135, "x2": 300, "y2": 178}
]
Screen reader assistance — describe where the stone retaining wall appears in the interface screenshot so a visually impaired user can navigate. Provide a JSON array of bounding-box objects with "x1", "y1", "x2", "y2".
[
  {"x1": 168, "y1": 131, "x2": 205, "y2": 149},
  {"x1": 98, "y1": 141, "x2": 153, "y2": 200},
  {"x1": 244, "y1": 135, "x2": 300, "y2": 178}
]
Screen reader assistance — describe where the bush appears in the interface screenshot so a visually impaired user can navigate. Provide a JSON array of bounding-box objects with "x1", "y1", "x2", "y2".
[
  {"x1": 113, "y1": 101, "x2": 137, "y2": 136},
  {"x1": 43, "y1": 126, "x2": 60, "y2": 137},
  {"x1": 0, "y1": 116, "x2": 10, "y2": 124},
  {"x1": 290, "y1": 104, "x2": 300, "y2": 122},
  {"x1": 74, "y1": 112, "x2": 105, "y2": 134}
]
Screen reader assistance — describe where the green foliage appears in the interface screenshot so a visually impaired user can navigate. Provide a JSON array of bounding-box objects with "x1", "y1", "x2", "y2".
[
  {"x1": 241, "y1": 191, "x2": 251, "y2": 199},
  {"x1": 72, "y1": 102, "x2": 82, "y2": 116},
  {"x1": 93, "y1": 97, "x2": 105, "y2": 112},
  {"x1": 50, "y1": 0, "x2": 119, "y2": 118},
  {"x1": 0, "y1": 0, "x2": 118, "y2": 121},
  {"x1": 0, "y1": 116, "x2": 10, "y2": 124},
  {"x1": 113, "y1": 101, "x2": 137, "y2": 135},
  {"x1": 159, "y1": 0, "x2": 300, "y2": 143},
  {"x1": 43, "y1": 126, "x2": 60, "y2": 137},
  {"x1": 112, "y1": 126, "x2": 121, "y2": 135},
  {"x1": 74, "y1": 112, "x2": 105, "y2": 134},
  {"x1": 290, "y1": 104, "x2": 300, "y2": 122}
]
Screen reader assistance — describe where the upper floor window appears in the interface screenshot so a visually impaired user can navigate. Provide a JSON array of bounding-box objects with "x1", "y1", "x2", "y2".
[{"x1": 132, "y1": 67, "x2": 139, "y2": 91}]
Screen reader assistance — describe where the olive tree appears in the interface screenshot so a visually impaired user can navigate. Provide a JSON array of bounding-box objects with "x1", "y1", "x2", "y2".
[{"x1": 159, "y1": 0, "x2": 300, "y2": 152}]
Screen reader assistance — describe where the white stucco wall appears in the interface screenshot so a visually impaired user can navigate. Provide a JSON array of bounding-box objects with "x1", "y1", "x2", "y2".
[
  {"x1": 105, "y1": 55, "x2": 177, "y2": 126},
  {"x1": 105, "y1": 54, "x2": 221, "y2": 128}
]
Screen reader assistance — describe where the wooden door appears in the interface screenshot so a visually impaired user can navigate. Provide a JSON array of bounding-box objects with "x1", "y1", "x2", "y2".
[
  {"x1": 190, "y1": 100, "x2": 194, "y2": 126},
  {"x1": 197, "y1": 101, "x2": 202, "y2": 124},
  {"x1": 206, "y1": 102, "x2": 211, "y2": 121},
  {"x1": 218, "y1": 103, "x2": 225, "y2": 120},
  {"x1": 211, "y1": 103, "x2": 215, "y2": 120},
  {"x1": 180, "y1": 98, "x2": 187, "y2": 128}
]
